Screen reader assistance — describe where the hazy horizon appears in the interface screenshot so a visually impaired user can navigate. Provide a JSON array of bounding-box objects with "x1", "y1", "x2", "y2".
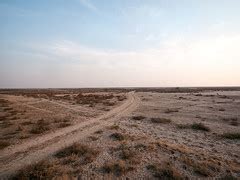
[{"x1": 1, "y1": 0, "x2": 240, "y2": 88}]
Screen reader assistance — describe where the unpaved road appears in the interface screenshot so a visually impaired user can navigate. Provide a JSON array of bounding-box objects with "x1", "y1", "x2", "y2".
[{"x1": 0, "y1": 91, "x2": 140, "y2": 178}]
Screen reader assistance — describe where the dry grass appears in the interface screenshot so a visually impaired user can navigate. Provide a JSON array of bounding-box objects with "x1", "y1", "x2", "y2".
[
  {"x1": 58, "y1": 122, "x2": 71, "y2": 128},
  {"x1": 151, "y1": 117, "x2": 171, "y2": 124},
  {"x1": 56, "y1": 143, "x2": 99, "y2": 164},
  {"x1": 102, "y1": 160, "x2": 134, "y2": 176},
  {"x1": 13, "y1": 160, "x2": 64, "y2": 179},
  {"x1": 94, "y1": 130, "x2": 103, "y2": 134},
  {"x1": 30, "y1": 119, "x2": 50, "y2": 134},
  {"x1": 164, "y1": 108, "x2": 179, "y2": 114},
  {"x1": 109, "y1": 124, "x2": 120, "y2": 130},
  {"x1": 147, "y1": 162, "x2": 184, "y2": 179},
  {"x1": 88, "y1": 136, "x2": 98, "y2": 141},
  {"x1": 132, "y1": 115, "x2": 145, "y2": 120},
  {"x1": 222, "y1": 117, "x2": 238, "y2": 126},
  {"x1": 0, "y1": 140, "x2": 11, "y2": 149},
  {"x1": 116, "y1": 144, "x2": 140, "y2": 164},
  {"x1": 221, "y1": 133, "x2": 240, "y2": 140},
  {"x1": 75, "y1": 93, "x2": 115, "y2": 106},
  {"x1": 180, "y1": 156, "x2": 219, "y2": 177},
  {"x1": 110, "y1": 133, "x2": 126, "y2": 141},
  {"x1": 191, "y1": 123, "x2": 210, "y2": 131},
  {"x1": 177, "y1": 123, "x2": 210, "y2": 131},
  {"x1": 21, "y1": 121, "x2": 33, "y2": 126}
]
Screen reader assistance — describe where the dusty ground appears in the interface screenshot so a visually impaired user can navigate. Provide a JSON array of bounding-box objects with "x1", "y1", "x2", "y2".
[{"x1": 0, "y1": 88, "x2": 240, "y2": 179}]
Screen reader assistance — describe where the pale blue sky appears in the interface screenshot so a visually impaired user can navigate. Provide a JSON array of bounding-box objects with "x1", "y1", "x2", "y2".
[{"x1": 1, "y1": 0, "x2": 240, "y2": 88}]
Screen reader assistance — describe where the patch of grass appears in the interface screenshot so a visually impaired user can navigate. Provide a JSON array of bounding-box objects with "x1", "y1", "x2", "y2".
[
  {"x1": 30, "y1": 119, "x2": 50, "y2": 134},
  {"x1": 176, "y1": 123, "x2": 210, "y2": 131},
  {"x1": 58, "y1": 122, "x2": 71, "y2": 128},
  {"x1": 180, "y1": 156, "x2": 219, "y2": 177},
  {"x1": 13, "y1": 160, "x2": 64, "y2": 179},
  {"x1": 147, "y1": 162, "x2": 183, "y2": 179},
  {"x1": 109, "y1": 124, "x2": 120, "y2": 130},
  {"x1": 134, "y1": 143, "x2": 148, "y2": 151},
  {"x1": 0, "y1": 121, "x2": 13, "y2": 128},
  {"x1": 191, "y1": 123, "x2": 210, "y2": 131},
  {"x1": 219, "y1": 174, "x2": 237, "y2": 180},
  {"x1": 117, "y1": 144, "x2": 139, "y2": 164},
  {"x1": 76, "y1": 93, "x2": 115, "y2": 106},
  {"x1": 88, "y1": 136, "x2": 98, "y2": 141},
  {"x1": 110, "y1": 133, "x2": 126, "y2": 141},
  {"x1": 103, "y1": 101, "x2": 116, "y2": 106},
  {"x1": 176, "y1": 124, "x2": 189, "y2": 129},
  {"x1": 222, "y1": 117, "x2": 238, "y2": 126},
  {"x1": 102, "y1": 160, "x2": 134, "y2": 176},
  {"x1": 117, "y1": 95, "x2": 126, "y2": 101},
  {"x1": 164, "y1": 108, "x2": 179, "y2": 114},
  {"x1": 0, "y1": 140, "x2": 11, "y2": 149},
  {"x1": 94, "y1": 130, "x2": 103, "y2": 134},
  {"x1": 21, "y1": 121, "x2": 33, "y2": 126},
  {"x1": 0, "y1": 115, "x2": 8, "y2": 121},
  {"x1": 221, "y1": 133, "x2": 240, "y2": 140},
  {"x1": 151, "y1": 118, "x2": 171, "y2": 124},
  {"x1": 56, "y1": 143, "x2": 99, "y2": 164},
  {"x1": 132, "y1": 115, "x2": 145, "y2": 120}
]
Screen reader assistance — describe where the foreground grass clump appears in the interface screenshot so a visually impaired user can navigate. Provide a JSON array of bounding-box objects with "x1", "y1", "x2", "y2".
[
  {"x1": 147, "y1": 162, "x2": 184, "y2": 179},
  {"x1": 56, "y1": 143, "x2": 99, "y2": 164},
  {"x1": 13, "y1": 160, "x2": 64, "y2": 179},
  {"x1": 221, "y1": 133, "x2": 240, "y2": 140},
  {"x1": 116, "y1": 144, "x2": 140, "y2": 164},
  {"x1": 0, "y1": 140, "x2": 11, "y2": 150},
  {"x1": 102, "y1": 160, "x2": 134, "y2": 176},
  {"x1": 151, "y1": 118, "x2": 171, "y2": 124}
]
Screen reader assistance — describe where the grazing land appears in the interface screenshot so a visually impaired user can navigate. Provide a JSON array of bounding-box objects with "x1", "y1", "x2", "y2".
[{"x1": 0, "y1": 87, "x2": 240, "y2": 179}]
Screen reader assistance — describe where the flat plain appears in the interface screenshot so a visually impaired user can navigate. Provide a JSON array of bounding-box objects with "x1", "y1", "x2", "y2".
[{"x1": 0, "y1": 87, "x2": 239, "y2": 179}]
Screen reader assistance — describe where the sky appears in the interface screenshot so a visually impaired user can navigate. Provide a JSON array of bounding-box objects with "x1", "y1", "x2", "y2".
[{"x1": 0, "y1": 0, "x2": 240, "y2": 88}]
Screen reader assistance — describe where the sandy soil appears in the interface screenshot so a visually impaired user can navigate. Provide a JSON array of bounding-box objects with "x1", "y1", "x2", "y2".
[{"x1": 0, "y1": 89, "x2": 240, "y2": 179}]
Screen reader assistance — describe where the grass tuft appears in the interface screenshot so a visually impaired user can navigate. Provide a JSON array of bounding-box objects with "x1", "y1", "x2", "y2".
[
  {"x1": 132, "y1": 115, "x2": 145, "y2": 120},
  {"x1": 110, "y1": 133, "x2": 126, "y2": 141},
  {"x1": 151, "y1": 118, "x2": 171, "y2": 124},
  {"x1": 102, "y1": 160, "x2": 134, "y2": 176},
  {"x1": 0, "y1": 140, "x2": 11, "y2": 150},
  {"x1": 56, "y1": 143, "x2": 99, "y2": 164},
  {"x1": 147, "y1": 162, "x2": 183, "y2": 179},
  {"x1": 191, "y1": 123, "x2": 210, "y2": 131},
  {"x1": 221, "y1": 133, "x2": 240, "y2": 140}
]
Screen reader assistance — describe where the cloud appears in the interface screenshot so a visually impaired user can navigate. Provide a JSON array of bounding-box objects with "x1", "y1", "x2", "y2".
[
  {"x1": 79, "y1": 0, "x2": 97, "y2": 11},
  {"x1": 1, "y1": 32, "x2": 240, "y2": 88}
]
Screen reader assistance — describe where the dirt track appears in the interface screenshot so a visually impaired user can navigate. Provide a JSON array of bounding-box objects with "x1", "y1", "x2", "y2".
[{"x1": 0, "y1": 91, "x2": 140, "y2": 178}]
